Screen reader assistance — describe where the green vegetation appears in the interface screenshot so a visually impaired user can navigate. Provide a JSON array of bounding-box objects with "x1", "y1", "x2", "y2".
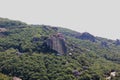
[
  {"x1": 0, "y1": 18, "x2": 120, "y2": 80},
  {"x1": 0, "y1": 73, "x2": 11, "y2": 80},
  {"x1": 0, "y1": 17, "x2": 26, "y2": 28}
]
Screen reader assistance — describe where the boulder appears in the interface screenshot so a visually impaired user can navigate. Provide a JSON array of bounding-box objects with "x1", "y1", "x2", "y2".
[
  {"x1": 72, "y1": 70, "x2": 81, "y2": 77},
  {"x1": 0, "y1": 28, "x2": 7, "y2": 32},
  {"x1": 13, "y1": 77, "x2": 22, "y2": 80}
]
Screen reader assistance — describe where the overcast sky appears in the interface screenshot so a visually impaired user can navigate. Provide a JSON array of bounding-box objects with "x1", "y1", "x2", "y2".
[{"x1": 0, "y1": 0, "x2": 120, "y2": 40}]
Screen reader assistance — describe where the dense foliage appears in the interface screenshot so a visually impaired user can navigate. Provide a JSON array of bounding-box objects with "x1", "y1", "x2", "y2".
[
  {"x1": 0, "y1": 18, "x2": 120, "y2": 80},
  {"x1": 0, "y1": 73, "x2": 11, "y2": 80}
]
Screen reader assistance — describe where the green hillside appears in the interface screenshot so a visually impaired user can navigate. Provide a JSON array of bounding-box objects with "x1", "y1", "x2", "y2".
[{"x1": 0, "y1": 18, "x2": 120, "y2": 80}]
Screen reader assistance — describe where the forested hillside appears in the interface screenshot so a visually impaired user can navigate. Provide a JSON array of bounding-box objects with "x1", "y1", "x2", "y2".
[{"x1": 0, "y1": 18, "x2": 120, "y2": 80}]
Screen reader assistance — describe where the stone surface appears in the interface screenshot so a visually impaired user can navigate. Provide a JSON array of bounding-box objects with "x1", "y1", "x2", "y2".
[
  {"x1": 76, "y1": 32, "x2": 96, "y2": 42},
  {"x1": 13, "y1": 77, "x2": 22, "y2": 80},
  {"x1": 101, "y1": 41, "x2": 109, "y2": 48},
  {"x1": 72, "y1": 70, "x2": 81, "y2": 76},
  {"x1": 46, "y1": 33, "x2": 67, "y2": 54},
  {"x1": 0, "y1": 28, "x2": 7, "y2": 32},
  {"x1": 115, "y1": 39, "x2": 120, "y2": 46}
]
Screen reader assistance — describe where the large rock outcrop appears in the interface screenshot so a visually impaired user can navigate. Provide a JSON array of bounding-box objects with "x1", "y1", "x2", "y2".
[
  {"x1": 101, "y1": 41, "x2": 109, "y2": 48},
  {"x1": 45, "y1": 33, "x2": 67, "y2": 55},
  {"x1": 76, "y1": 32, "x2": 96, "y2": 42},
  {"x1": 0, "y1": 28, "x2": 7, "y2": 32},
  {"x1": 114, "y1": 39, "x2": 120, "y2": 46}
]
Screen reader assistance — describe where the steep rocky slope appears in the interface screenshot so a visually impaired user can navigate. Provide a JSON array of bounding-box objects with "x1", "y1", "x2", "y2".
[{"x1": 0, "y1": 18, "x2": 120, "y2": 80}]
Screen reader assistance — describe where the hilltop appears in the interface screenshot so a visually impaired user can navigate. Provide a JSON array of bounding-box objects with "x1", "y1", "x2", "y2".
[{"x1": 0, "y1": 18, "x2": 120, "y2": 80}]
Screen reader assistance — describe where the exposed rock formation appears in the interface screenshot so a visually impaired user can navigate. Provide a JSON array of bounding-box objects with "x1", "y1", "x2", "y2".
[
  {"x1": 114, "y1": 39, "x2": 120, "y2": 46},
  {"x1": 76, "y1": 32, "x2": 96, "y2": 42},
  {"x1": 13, "y1": 77, "x2": 22, "y2": 80},
  {"x1": 72, "y1": 70, "x2": 81, "y2": 77},
  {"x1": 0, "y1": 28, "x2": 7, "y2": 32},
  {"x1": 101, "y1": 41, "x2": 109, "y2": 48},
  {"x1": 72, "y1": 70, "x2": 83, "y2": 77},
  {"x1": 45, "y1": 33, "x2": 67, "y2": 55},
  {"x1": 105, "y1": 70, "x2": 116, "y2": 80}
]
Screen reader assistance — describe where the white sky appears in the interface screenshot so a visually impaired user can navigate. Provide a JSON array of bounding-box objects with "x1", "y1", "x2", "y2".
[{"x1": 0, "y1": 0, "x2": 120, "y2": 40}]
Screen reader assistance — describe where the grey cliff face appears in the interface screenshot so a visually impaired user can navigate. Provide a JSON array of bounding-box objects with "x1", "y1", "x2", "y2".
[{"x1": 46, "y1": 33, "x2": 67, "y2": 55}]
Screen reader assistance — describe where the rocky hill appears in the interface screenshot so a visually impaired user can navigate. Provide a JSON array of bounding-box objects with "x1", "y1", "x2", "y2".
[{"x1": 0, "y1": 18, "x2": 120, "y2": 80}]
